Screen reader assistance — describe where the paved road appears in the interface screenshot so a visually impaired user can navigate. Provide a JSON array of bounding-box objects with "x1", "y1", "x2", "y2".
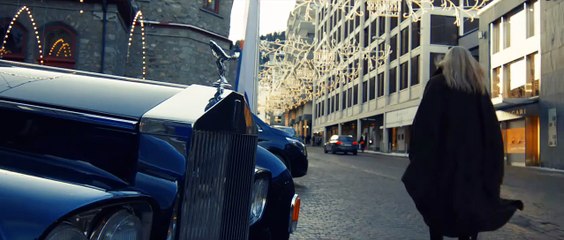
[{"x1": 289, "y1": 147, "x2": 564, "y2": 240}]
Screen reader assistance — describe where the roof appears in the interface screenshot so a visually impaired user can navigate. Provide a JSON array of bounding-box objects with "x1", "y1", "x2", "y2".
[{"x1": 0, "y1": 61, "x2": 184, "y2": 120}]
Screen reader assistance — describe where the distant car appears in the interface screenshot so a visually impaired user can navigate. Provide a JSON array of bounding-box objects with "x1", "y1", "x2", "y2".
[
  {"x1": 324, "y1": 135, "x2": 359, "y2": 155},
  {"x1": 253, "y1": 115, "x2": 308, "y2": 178}
]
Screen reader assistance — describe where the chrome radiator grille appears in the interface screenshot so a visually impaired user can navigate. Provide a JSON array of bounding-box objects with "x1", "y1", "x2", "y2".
[{"x1": 179, "y1": 130, "x2": 257, "y2": 240}]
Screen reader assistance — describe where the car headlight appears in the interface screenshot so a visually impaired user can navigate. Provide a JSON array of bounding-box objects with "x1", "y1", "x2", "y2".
[
  {"x1": 250, "y1": 168, "x2": 270, "y2": 225},
  {"x1": 285, "y1": 137, "x2": 307, "y2": 155},
  {"x1": 91, "y1": 209, "x2": 143, "y2": 240},
  {"x1": 44, "y1": 202, "x2": 152, "y2": 240}
]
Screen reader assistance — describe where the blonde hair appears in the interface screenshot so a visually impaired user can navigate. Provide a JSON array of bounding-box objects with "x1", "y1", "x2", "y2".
[{"x1": 438, "y1": 46, "x2": 487, "y2": 94}]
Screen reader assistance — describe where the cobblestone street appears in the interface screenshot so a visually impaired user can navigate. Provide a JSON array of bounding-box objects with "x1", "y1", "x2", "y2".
[{"x1": 290, "y1": 147, "x2": 564, "y2": 240}]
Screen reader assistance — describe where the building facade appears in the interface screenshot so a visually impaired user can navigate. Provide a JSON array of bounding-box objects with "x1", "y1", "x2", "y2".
[
  {"x1": 0, "y1": 0, "x2": 235, "y2": 86},
  {"x1": 312, "y1": 0, "x2": 479, "y2": 152},
  {"x1": 479, "y1": 0, "x2": 564, "y2": 169}
]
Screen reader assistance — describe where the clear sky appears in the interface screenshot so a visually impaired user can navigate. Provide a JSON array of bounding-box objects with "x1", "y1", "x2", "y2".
[{"x1": 229, "y1": 0, "x2": 297, "y2": 41}]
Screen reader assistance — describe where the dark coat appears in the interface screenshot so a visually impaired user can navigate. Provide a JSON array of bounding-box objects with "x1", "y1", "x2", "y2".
[{"x1": 402, "y1": 71, "x2": 523, "y2": 237}]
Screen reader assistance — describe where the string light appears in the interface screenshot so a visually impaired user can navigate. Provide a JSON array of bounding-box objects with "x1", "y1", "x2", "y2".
[
  {"x1": 127, "y1": 11, "x2": 147, "y2": 79},
  {"x1": 0, "y1": 6, "x2": 44, "y2": 64}
]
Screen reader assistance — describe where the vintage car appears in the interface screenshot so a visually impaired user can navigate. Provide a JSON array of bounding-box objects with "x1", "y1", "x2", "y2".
[{"x1": 0, "y1": 54, "x2": 299, "y2": 239}]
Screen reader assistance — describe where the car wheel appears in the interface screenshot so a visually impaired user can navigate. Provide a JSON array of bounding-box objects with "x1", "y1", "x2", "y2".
[
  {"x1": 331, "y1": 146, "x2": 336, "y2": 154},
  {"x1": 324, "y1": 147, "x2": 328, "y2": 153},
  {"x1": 353, "y1": 151, "x2": 357, "y2": 155}
]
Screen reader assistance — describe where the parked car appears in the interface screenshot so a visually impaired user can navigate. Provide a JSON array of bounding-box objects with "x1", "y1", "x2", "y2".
[
  {"x1": 252, "y1": 146, "x2": 300, "y2": 240},
  {"x1": 324, "y1": 135, "x2": 359, "y2": 155},
  {"x1": 0, "y1": 43, "x2": 299, "y2": 240},
  {"x1": 271, "y1": 125, "x2": 299, "y2": 139},
  {"x1": 253, "y1": 115, "x2": 309, "y2": 178}
]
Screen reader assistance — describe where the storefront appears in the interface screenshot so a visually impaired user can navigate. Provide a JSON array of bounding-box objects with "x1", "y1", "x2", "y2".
[
  {"x1": 385, "y1": 107, "x2": 417, "y2": 153},
  {"x1": 496, "y1": 102, "x2": 540, "y2": 166},
  {"x1": 360, "y1": 115, "x2": 383, "y2": 151}
]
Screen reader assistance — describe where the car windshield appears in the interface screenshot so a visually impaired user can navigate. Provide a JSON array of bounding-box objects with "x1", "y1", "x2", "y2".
[{"x1": 272, "y1": 126, "x2": 297, "y2": 137}]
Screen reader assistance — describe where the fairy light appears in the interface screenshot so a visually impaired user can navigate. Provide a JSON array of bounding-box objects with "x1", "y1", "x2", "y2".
[
  {"x1": 127, "y1": 11, "x2": 147, "y2": 79},
  {"x1": 0, "y1": 6, "x2": 44, "y2": 64}
]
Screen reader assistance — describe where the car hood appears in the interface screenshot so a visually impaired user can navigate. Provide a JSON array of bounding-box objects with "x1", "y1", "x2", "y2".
[{"x1": 0, "y1": 168, "x2": 114, "y2": 240}]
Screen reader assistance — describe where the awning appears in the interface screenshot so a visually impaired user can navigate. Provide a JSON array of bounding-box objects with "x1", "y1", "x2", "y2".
[{"x1": 495, "y1": 110, "x2": 522, "y2": 122}]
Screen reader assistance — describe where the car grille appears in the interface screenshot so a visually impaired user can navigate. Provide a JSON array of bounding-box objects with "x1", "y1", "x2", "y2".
[{"x1": 179, "y1": 130, "x2": 257, "y2": 240}]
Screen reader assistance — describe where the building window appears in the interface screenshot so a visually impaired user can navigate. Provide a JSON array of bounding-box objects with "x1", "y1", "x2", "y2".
[
  {"x1": 369, "y1": 77, "x2": 376, "y2": 100},
  {"x1": 0, "y1": 19, "x2": 27, "y2": 61},
  {"x1": 342, "y1": 90, "x2": 347, "y2": 109},
  {"x1": 463, "y1": 18, "x2": 479, "y2": 34},
  {"x1": 362, "y1": 81, "x2": 368, "y2": 103},
  {"x1": 429, "y1": 53, "x2": 444, "y2": 76},
  {"x1": 526, "y1": 52, "x2": 540, "y2": 97},
  {"x1": 390, "y1": 16, "x2": 397, "y2": 31},
  {"x1": 503, "y1": 15, "x2": 511, "y2": 49},
  {"x1": 44, "y1": 24, "x2": 76, "y2": 69},
  {"x1": 411, "y1": 55, "x2": 419, "y2": 86},
  {"x1": 377, "y1": 72, "x2": 384, "y2": 97},
  {"x1": 389, "y1": 35, "x2": 397, "y2": 62},
  {"x1": 400, "y1": 28, "x2": 409, "y2": 56},
  {"x1": 491, "y1": 19, "x2": 501, "y2": 53},
  {"x1": 411, "y1": 21, "x2": 420, "y2": 49},
  {"x1": 353, "y1": 84, "x2": 359, "y2": 105},
  {"x1": 335, "y1": 93, "x2": 340, "y2": 111},
  {"x1": 347, "y1": 88, "x2": 353, "y2": 107},
  {"x1": 504, "y1": 59, "x2": 526, "y2": 98},
  {"x1": 430, "y1": 15, "x2": 458, "y2": 45},
  {"x1": 203, "y1": 0, "x2": 220, "y2": 13},
  {"x1": 364, "y1": 27, "x2": 370, "y2": 48},
  {"x1": 389, "y1": 67, "x2": 397, "y2": 94},
  {"x1": 399, "y1": 62, "x2": 408, "y2": 90},
  {"x1": 492, "y1": 67, "x2": 501, "y2": 98},
  {"x1": 526, "y1": 0, "x2": 537, "y2": 38},
  {"x1": 378, "y1": 17, "x2": 386, "y2": 36}
]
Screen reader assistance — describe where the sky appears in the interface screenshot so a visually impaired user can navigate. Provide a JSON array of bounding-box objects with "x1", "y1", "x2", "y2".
[{"x1": 229, "y1": 0, "x2": 297, "y2": 41}]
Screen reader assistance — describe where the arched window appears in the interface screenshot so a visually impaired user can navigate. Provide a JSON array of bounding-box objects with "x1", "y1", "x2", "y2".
[
  {"x1": 43, "y1": 23, "x2": 76, "y2": 69},
  {"x1": 0, "y1": 18, "x2": 27, "y2": 61}
]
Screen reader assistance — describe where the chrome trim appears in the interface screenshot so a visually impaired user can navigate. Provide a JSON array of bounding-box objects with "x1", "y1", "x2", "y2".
[{"x1": 289, "y1": 194, "x2": 300, "y2": 233}]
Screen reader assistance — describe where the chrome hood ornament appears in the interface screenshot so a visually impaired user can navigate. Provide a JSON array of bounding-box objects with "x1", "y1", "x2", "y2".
[{"x1": 206, "y1": 40, "x2": 238, "y2": 111}]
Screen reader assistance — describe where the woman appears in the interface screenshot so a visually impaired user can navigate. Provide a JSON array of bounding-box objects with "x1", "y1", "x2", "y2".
[{"x1": 402, "y1": 47, "x2": 523, "y2": 240}]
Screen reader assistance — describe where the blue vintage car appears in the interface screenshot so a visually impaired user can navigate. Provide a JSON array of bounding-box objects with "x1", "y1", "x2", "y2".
[{"x1": 0, "y1": 59, "x2": 299, "y2": 239}]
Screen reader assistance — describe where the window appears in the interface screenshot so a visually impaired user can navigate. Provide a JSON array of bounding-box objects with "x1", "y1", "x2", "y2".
[
  {"x1": 370, "y1": 19, "x2": 377, "y2": 42},
  {"x1": 363, "y1": 58, "x2": 369, "y2": 75},
  {"x1": 503, "y1": 14, "x2": 512, "y2": 49},
  {"x1": 377, "y1": 72, "x2": 385, "y2": 97},
  {"x1": 335, "y1": 93, "x2": 340, "y2": 111},
  {"x1": 492, "y1": 20, "x2": 501, "y2": 53},
  {"x1": 44, "y1": 24, "x2": 76, "y2": 69},
  {"x1": 369, "y1": 77, "x2": 376, "y2": 100},
  {"x1": 0, "y1": 19, "x2": 26, "y2": 61},
  {"x1": 491, "y1": 67, "x2": 501, "y2": 98},
  {"x1": 526, "y1": 52, "x2": 540, "y2": 97},
  {"x1": 389, "y1": 35, "x2": 397, "y2": 62},
  {"x1": 378, "y1": 17, "x2": 386, "y2": 36},
  {"x1": 429, "y1": 53, "x2": 445, "y2": 76},
  {"x1": 347, "y1": 88, "x2": 352, "y2": 108},
  {"x1": 430, "y1": 15, "x2": 458, "y2": 45},
  {"x1": 505, "y1": 59, "x2": 526, "y2": 98},
  {"x1": 411, "y1": 21, "x2": 420, "y2": 49},
  {"x1": 463, "y1": 18, "x2": 479, "y2": 34},
  {"x1": 203, "y1": 0, "x2": 220, "y2": 13},
  {"x1": 400, "y1": 28, "x2": 409, "y2": 56},
  {"x1": 526, "y1": 0, "x2": 537, "y2": 38},
  {"x1": 389, "y1": 67, "x2": 397, "y2": 93},
  {"x1": 399, "y1": 62, "x2": 408, "y2": 90},
  {"x1": 362, "y1": 81, "x2": 368, "y2": 103},
  {"x1": 411, "y1": 55, "x2": 419, "y2": 86},
  {"x1": 389, "y1": 16, "x2": 397, "y2": 31},
  {"x1": 342, "y1": 90, "x2": 347, "y2": 109},
  {"x1": 353, "y1": 85, "x2": 358, "y2": 105},
  {"x1": 364, "y1": 27, "x2": 370, "y2": 48}
]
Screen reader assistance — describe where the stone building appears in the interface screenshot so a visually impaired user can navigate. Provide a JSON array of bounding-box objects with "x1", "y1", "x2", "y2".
[{"x1": 0, "y1": 0, "x2": 235, "y2": 85}]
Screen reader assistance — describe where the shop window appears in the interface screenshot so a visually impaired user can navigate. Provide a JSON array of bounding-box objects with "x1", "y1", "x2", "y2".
[
  {"x1": 506, "y1": 59, "x2": 526, "y2": 98},
  {"x1": 43, "y1": 24, "x2": 76, "y2": 69},
  {"x1": 203, "y1": 0, "x2": 220, "y2": 13},
  {"x1": 0, "y1": 19, "x2": 27, "y2": 61}
]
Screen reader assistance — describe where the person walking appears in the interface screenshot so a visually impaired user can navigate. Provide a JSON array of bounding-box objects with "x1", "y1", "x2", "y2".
[{"x1": 401, "y1": 46, "x2": 523, "y2": 240}]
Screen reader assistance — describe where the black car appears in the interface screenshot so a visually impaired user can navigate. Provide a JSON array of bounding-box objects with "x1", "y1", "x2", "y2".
[
  {"x1": 253, "y1": 115, "x2": 308, "y2": 178},
  {"x1": 324, "y1": 135, "x2": 359, "y2": 155}
]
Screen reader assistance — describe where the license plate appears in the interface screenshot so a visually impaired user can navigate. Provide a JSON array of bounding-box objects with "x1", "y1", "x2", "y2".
[{"x1": 343, "y1": 144, "x2": 350, "y2": 146}]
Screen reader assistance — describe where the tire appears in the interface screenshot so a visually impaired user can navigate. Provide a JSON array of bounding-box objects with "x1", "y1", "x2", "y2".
[
  {"x1": 353, "y1": 151, "x2": 357, "y2": 155},
  {"x1": 331, "y1": 146, "x2": 336, "y2": 154},
  {"x1": 324, "y1": 147, "x2": 328, "y2": 153}
]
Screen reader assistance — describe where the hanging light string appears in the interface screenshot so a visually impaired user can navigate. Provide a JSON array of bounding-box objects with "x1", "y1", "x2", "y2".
[
  {"x1": 126, "y1": 10, "x2": 147, "y2": 79},
  {"x1": 0, "y1": 6, "x2": 44, "y2": 64}
]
